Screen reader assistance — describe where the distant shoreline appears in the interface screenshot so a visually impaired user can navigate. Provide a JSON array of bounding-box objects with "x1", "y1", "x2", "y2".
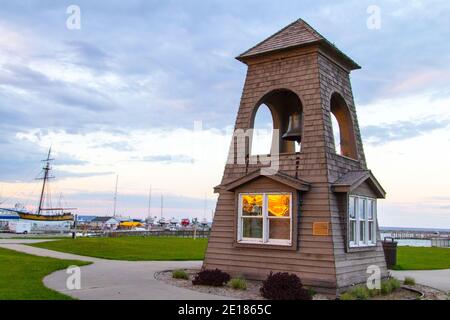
[{"x1": 380, "y1": 226, "x2": 450, "y2": 233}]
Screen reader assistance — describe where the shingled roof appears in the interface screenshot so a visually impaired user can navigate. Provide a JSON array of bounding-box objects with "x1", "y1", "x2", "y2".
[
  {"x1": 236, "y1": 19, "x2": 360, "y2": 70},
  {"x1": 214, "y1": 168, "x2": 310, "y2": 193},
  {"x1": 331, "y1": 170, "x2": 386, "y2": 198}
]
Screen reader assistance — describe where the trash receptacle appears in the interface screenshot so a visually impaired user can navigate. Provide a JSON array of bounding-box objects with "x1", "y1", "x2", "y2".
[{"x1": 382, "y1": 237, "x2": 398, "y2": 269}]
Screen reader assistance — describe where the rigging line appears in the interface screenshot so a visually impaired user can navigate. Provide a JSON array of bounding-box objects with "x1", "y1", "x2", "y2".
[
  {"x1": 63, "y1": 194, "x2": 67, "y2": 209},
  {"x1": 51, "y1": 172, "x2": 70, "y2": 209},
  {"x1": 147, "y1": 185, "x2": 152, "y2": 219},
  {"x1": 25, "y1": 170, "x2": 45, "y2": 205},
  {"x1": 47, "y1": 181, "x2": 53, "y2": 211},
  {"x1": 1, "y1": 156, "x2": 48, "y2": 202},
  {"x1": 0, "y1": 169, "x2": 45, "y2": 206},
  {"x1": 18, "y1": 160, "x2": 45, "y2": 184},
  {"x1": 50, "y1": 174, "x2": 60, "y2": 209},
  {"x1": 21, "y1": 177, "x2": 42, "y2": 209}
]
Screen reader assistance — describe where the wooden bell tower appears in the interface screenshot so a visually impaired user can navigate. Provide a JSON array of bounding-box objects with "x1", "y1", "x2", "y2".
[{"x1": 204, "y1": 19, "x2": 388, "y2": 295}]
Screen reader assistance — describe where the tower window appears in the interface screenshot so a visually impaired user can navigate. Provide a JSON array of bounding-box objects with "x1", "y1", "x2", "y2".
[{"x1": 330, "y1": 93, "x2": 358, "y2": 159}]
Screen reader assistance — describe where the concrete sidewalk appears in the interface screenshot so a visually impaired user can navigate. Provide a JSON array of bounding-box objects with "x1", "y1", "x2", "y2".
[
  {"x1": 391, "y1": 269, "x2": 450, "y2": 293},
  {"x1": 0, "y1": 239, "x2": 57, "y2": 244},
  {"x1": 0, "y1": 242, "x2": 232, "y2": 300}
]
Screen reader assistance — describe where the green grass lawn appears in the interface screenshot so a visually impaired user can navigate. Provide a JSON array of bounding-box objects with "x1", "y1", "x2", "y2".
[
  {"x1": 30, "y1": 236, "x2": 208, "y2": 261},
  {"x1": 394, "y1": 247, "x2": 450, "y2": 270},
  {"x1": 0, "y1": 247, "x2": 90, "y2": 300}
]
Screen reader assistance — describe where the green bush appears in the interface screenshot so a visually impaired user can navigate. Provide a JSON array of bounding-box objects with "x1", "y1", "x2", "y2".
[
  {"x1": 380, "y1": 281, "x2": 391, "y2": 295},
  {"x1": 341, "y1": 286, "x2": 375, "y2": 300},
  {"x1": 381, "y1": 278, "x2": 401, "y2": 295},
  {"x1": 352, "y1": 287, "x2": 369, "y2": 300},
  {"x1": 403, "y1": 277, "x2": 416, "y2": 286},
  {"x1": 390, "y1": 278, "x2": 401, "y2": 290},
  {"x1": 172, "y1": 269, "x2": 189, "y2": 280},
  {"x1": 340, "y1": 278, "x2": 403, "y2": 300},
  {"x1": 339, "y1": 292, "x2": 356, "y2": 300},
  {"x1": 368, "y1": 288, "x2": 380, "y2": 297},
  {"x1": 228, "y1": 278, "x2": 247, "y2": 290}
]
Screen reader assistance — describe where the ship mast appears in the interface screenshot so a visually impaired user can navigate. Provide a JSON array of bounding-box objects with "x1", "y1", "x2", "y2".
[
  {"x1": 160, "y1": 193, "x2": 164, "y2": 220},
  {"x1": 37, "y1": 148, "x2": 54, "y2": 215},
  {"x1": 147, "y1": 185, "x2": 152, "y2": 219},
  {"x1": 113, "y1": 175, "x2": 119, "y2": 217}
]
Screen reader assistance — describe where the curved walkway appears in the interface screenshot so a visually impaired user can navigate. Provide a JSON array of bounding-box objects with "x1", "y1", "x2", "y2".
[
  {"x1": 0, "y1": 239, "x2": 231, "y2": 300},
  {"x1": 390, "y1": 269, "x2": 450, "y2": 293}
]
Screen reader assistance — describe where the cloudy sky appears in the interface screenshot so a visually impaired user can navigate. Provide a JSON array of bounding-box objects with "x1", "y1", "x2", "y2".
[{"x1": 0, "y1": 0, "x2": 449, "y2": 227}]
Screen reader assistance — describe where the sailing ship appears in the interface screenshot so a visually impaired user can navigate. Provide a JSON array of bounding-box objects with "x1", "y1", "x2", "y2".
[{"x1": 7, "y1": 148, "x2": 74, "y2": 222}]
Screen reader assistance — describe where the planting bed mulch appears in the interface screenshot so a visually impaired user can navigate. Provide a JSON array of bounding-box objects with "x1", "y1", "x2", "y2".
[
  {"x1": 156, "y1": 269, "x2": 264, "y2": 300},
  {"x1": 156, "y1": 269, "x2": 330, "y2": 300},
  {"x1": 155, "y1": 269, "x2": 449, "y2": 300},
  {"x1": 371, "y1": 284, "x2": 448, "y2": 300},
  {"x1": 370, "y1": 287, "x2": 420, "y2": 300}
]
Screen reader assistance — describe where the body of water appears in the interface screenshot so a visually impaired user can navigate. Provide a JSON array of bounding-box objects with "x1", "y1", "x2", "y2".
[{"x1": 380, "y1": 233, "x2": 431, "y2": 247}]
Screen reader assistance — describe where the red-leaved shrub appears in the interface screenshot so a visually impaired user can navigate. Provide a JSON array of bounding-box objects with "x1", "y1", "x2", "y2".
[
  {"x1": 192, "y1": 269, "x2": 231, "y2": 287},
  {"x1": 260, "y1": 272, "x2": 312, "y2": 300}
]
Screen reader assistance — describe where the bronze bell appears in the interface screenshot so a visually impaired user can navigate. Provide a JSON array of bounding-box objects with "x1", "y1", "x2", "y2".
[{"x1": 282, "y1": 113, "x2": 302, "y2": 142}]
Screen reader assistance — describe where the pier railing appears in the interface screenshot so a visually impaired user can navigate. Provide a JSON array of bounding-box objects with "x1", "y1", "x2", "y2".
[
  {"x1": 382, "y1": 230, "x2": 450, "y2": 240},
  {"x1": 75, "y1": 229, "x2": 211, "y2": 239}
]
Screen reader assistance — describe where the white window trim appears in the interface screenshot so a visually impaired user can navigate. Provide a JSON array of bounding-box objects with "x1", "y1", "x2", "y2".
[
  {"x1": 349, "y1": 197, "x2": 357, "y2": 247},
  {"x1": 349, "y1": 195, "x2": 377, "y2": 248},
  {"x1": 358, "y1": 198, "x2": 367, "y2": 246},
  {"x1": 368, "y1": 199, "x2": 377, "y2": 245},
  {"x1": 238, "y1": 192, "x2": 292, "y2": 246}
]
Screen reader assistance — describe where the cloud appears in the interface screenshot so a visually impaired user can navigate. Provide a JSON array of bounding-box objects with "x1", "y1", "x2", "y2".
[
  {"x1": 0, "y1": 64, "x2": 116, "y2": 113},
  {"x1": 56, "y1": 171, "x2": 115, "y2": 179},
  {"x1": 95, "y1": 141, "x2": 135, "y2": 152},
  {"x1": 142, "y1": 155, "x2": 194, "y2": 164},
  {"x1": 381, "y1": 68, "x2": 450, "y2": 98},
  {"x1": 362, "y1": 117, "x2": 450, "y2": 145},
  {"x1": 64, "y1": 40, "x2": 111, "y2": 70}
]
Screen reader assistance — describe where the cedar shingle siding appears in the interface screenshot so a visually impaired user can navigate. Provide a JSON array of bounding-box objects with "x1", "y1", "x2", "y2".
[{"x1": 204, "y1": 19, "x2": 387, "y2": 295}]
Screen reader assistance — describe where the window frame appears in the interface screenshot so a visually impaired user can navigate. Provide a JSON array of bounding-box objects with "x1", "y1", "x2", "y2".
[
  {"x1": 348, "y1": 195, "x2": 377, "y2": 248},
  {"x1": 238, "y1": 192, "x2": 292, "y2": 246},
  {"x1": 367, "y1": 199, "x2": 376, "y2": 245},
  {"x1": 358, "y1": 198, "x2": 367, "y2": 246},
  {"x1": 348, "y1": 196, "x2": 357, "y2": 247}
]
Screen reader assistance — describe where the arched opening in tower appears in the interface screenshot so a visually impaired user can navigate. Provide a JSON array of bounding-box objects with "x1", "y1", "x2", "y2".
[
  {"x1": 250, "y1": 104, "x2": 273, "y2": 155},
  {"x1": 251, "y1": 89, "x2": 303, "y2": 154},
  {"x1": 330, "y1": 92, "x2": 358, "y2": 159}
]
